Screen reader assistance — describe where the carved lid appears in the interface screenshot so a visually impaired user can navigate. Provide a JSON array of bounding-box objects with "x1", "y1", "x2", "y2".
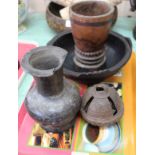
[{"x1": 81, "y1": 83, "x2": 124, "y2": 126}]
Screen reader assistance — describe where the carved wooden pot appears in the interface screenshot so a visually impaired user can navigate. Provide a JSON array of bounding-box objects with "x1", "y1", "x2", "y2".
[{"x1": 70, "y1": 0, "x2": 115, "y2": 69}]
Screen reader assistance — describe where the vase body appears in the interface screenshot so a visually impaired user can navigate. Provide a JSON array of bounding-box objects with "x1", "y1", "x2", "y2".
[{"x1": 21, "y1": 46, "x2": 81, "y2": 132}]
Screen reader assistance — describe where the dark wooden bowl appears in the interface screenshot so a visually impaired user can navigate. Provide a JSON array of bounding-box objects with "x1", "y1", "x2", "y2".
[
  {"x1": 46, "y1": 1, "x2": 70, "y2": 32},
  {"x1": 47, "y1": 31, "x2": 132, "y2": 84}
]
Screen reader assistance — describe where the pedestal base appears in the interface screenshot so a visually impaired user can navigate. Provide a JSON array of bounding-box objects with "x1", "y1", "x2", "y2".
[{"x1": 74, "y1": 46, "x2": 107, "y2": 69}]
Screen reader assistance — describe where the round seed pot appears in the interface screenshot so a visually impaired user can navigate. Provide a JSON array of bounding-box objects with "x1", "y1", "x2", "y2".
[{"x1": 46, "y1": 1, "x2": 69, "y2": 32}]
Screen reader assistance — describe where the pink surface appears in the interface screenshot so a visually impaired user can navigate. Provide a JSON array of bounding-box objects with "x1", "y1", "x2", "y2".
[
  {"x1": 18, "y1": 103, "x2": 27, "y2": 130},
  {"x1": 18, "y1": 42, "x2": 37, "y2": 79}
]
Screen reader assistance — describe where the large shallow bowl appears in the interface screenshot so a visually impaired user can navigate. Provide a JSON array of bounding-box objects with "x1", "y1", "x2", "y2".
[{"x1": 47, "y1": 31, "x2": 132, "y2": 84}]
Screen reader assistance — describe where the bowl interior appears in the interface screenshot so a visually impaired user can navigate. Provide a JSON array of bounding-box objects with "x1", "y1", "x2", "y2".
[
  {"x1": 50, "y1": 33, "x2": 126, "y2": 72},
  {"x1": 71, "y1": 1, "x2": 110, "y2": 16},
  {"x1": 48, "y1": 2, "x2": 64, "y2": 17},
  {"x1": 47, "y1": 31, "x2": 131, "y2": 83},
  {"x1": 86, "y1": 124, "x2": 99, "y2": 142},
  {"x1": 29, "y1": 50, "x2": 60, "y2": 71}
]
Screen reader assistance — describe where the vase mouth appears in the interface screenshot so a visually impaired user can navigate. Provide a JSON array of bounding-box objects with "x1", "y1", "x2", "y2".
[
  {"x1": 70, "y1": 0, "x2": 114, "y2": 19},
  {"x1": 21, "y1": 46, "x2": 67, "y2": 77}
]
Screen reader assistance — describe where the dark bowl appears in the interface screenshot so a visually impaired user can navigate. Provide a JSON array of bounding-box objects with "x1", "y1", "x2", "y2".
[
  {"x1": 46, "y1": 1, "x2": 70, "y2": 32},
  {"x1": 47, "y1": 31, "x2": 132, "y2": 84}
]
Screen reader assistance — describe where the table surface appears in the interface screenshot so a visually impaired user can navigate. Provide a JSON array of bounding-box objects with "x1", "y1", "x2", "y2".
[{"x1": 18, "y1": 13, "x2": 136, "y2": 108}]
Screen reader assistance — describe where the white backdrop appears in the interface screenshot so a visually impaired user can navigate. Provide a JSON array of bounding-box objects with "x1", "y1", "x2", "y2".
[{"x1": 28, "y1": 0, "x2": 136, "y2": 17}]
